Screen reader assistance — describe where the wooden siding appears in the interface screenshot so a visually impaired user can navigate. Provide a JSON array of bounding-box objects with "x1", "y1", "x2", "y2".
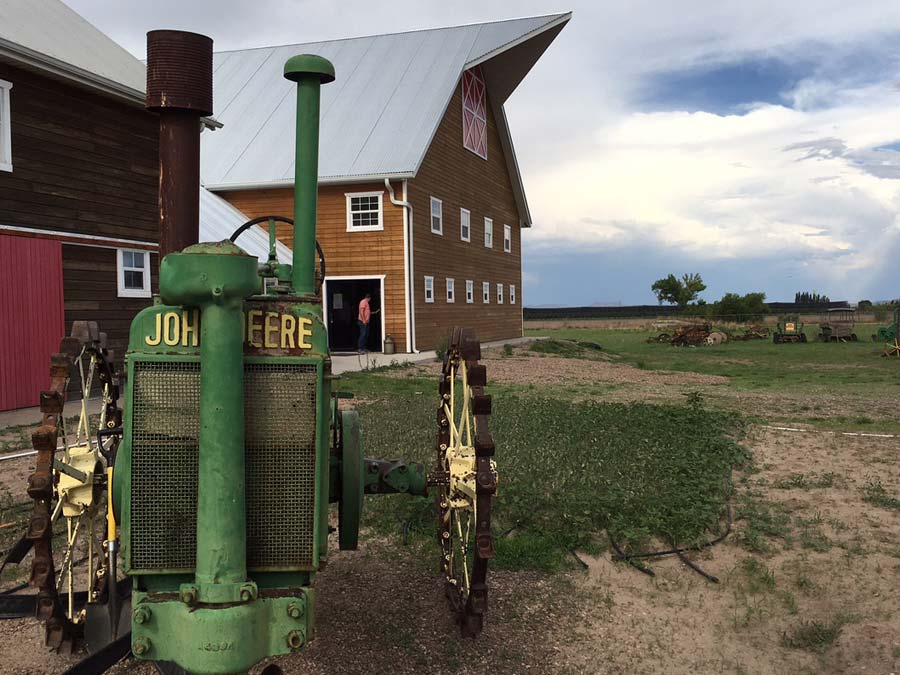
[
  {"x1": 62, "y1": 244, "x2": 160, "y2": 370},
  {"x1": 0, "y1": 63, "x2": 161, "y2": 405},
  {"x1": 0, "y1": 63, "x2": 159, "y2": 241},
  {"x1": 0, "y1": 235, "x2": 64, "y2": 410},
  {"x1": 407, "y1": 81, "x2": 523, "y2": 349},
  {"x1": 219, "y1": 183, "x2": 409, "y2": 352}
]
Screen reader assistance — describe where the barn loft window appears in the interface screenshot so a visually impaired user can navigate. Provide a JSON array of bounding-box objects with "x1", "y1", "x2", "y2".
[
  {"x1": 117, "y1": 249, "x2": 151, "y2": 298},
  {"x1": 345, "y1": 191, "x2": 383, "y2": 231},
  {"x1": 424, "y1": 276, "x2": 434, "y2": 303},
  {"x1": 482, "y1": 281, "x2": 490, "y2": 304},
  {"x1": 510, "y1": 284, "x2": 516, "y2": 305},
  {"x1": 503, "y1": 224, "x2": 512, "y2": 253},
  {"x1": 496, "y1": 283, "x2": 504, "y2": 304},
  {"x1": 446, "y1": 278, "x2": 455, "y2": 303},
  {"x1": 484, "y1": 218, "x2": 493, "y2": 248},
  {"x1": 460, "y1": 208, "x2": 471, "y2": 242},
  {"x1": 0, "y1": 79, "x2": 12, "y2": 172},
  {"x1": 430, "y1": 197, "x2": 443, "y2": 234},
  {"x1": 466, "y1": 280, "x2": 474, "y2": 303},
  {"x1": 461, "y1": 67, "x2": 487, "y2": 159}
]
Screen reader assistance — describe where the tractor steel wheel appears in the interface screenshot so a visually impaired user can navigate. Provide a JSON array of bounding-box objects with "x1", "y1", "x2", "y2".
[
  {"x1": 435, "y1": 328, "x2": 496, "y2": 638},
  {"x1": 16, "y1": 322, "x2": 122, "y2": 653}
]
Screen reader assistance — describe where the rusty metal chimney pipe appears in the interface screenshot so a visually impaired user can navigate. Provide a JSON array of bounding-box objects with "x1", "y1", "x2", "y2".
[{"x1": 146, "y1": 30, "x2": 213, "y2": 258}]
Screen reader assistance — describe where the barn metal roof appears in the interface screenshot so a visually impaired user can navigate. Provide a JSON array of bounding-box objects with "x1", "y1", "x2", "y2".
[
  {"x1": 0, "y1": 0, "x2": 145, "y2": 102},
  {"x1": 200, "y1": 188, "x2": 291, "y2": 264},
  {"x1": 201, "y1": 13, "x2": 571, "y2": 225}
]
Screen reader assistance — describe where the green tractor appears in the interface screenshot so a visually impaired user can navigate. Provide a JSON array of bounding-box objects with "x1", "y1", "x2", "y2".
[
  {"x1": 773, "y1": 316, "x2": 807, "y2": 344},
  {"x1": 872, "y1": 305, "x2": 899, "y2": 343}
]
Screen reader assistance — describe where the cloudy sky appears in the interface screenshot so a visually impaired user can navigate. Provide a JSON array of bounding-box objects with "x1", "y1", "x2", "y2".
[{"x1": 68, "y1": 0, "x2": 900, "y2": 306}]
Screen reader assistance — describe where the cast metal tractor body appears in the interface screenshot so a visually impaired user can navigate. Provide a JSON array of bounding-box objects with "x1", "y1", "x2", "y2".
[
  {"x1": 8, "y1": 36, "x2": 497, "y2": 675},
  {"x1": 773, "y1": 317, "x2": 806, "y2": 344}
]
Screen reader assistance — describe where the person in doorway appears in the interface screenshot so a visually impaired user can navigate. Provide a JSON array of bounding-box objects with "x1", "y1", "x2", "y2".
[{"x1": 357, "y1": 293, "x2": 371, "y2": 353}]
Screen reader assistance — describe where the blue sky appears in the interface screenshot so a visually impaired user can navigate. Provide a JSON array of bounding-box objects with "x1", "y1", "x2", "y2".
[{"x1": 68, "y1": 0, "x2": 900, "y2": 306}]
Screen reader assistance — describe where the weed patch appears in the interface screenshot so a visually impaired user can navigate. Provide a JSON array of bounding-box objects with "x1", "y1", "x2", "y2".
[
  {"x1": 781, "y1": 615, "x2": 850, "y2": 653},
  {"x1": 862, "y1": 479, "x2": 900, "y2": 513}
]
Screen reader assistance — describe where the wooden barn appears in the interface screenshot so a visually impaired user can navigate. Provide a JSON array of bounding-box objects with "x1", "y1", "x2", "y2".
[
  {"x1": 0, "y1": 0, "x2": 286, "y2": 411},
  {"x1": 203, "y1": 13, "x2": 571, "y2": 352}
]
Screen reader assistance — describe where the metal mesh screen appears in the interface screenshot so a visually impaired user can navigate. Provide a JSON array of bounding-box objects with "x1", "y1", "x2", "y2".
[
  {"x1": 245, "y1": 363, "x2": 318, "y2": 568},
  {"x1": 129, "y1": 359, "x2": 319, "y2": 572},
  {"x1": 131, "y1": 362, "x2": 200, "y2": 570}
]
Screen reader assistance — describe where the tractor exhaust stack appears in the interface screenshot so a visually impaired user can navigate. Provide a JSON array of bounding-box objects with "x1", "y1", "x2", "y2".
[{"x1": 146, "y1": 30, "x2": 213, "y2": 258}]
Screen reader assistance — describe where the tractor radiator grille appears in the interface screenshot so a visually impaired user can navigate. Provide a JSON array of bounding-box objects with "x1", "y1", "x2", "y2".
[{"x1": 129, "y1": 360, "x2": 319, "y2": 572}]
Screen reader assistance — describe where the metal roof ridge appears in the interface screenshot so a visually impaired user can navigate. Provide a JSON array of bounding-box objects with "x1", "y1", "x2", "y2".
[
  {"x1": 464, "y1": 11, "x2": 572, "y2": 68},
  {"x1": 211, "y1": 12, "x2": 572, "y2": 55}
]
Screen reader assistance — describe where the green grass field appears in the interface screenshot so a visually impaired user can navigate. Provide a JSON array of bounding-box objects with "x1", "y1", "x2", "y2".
[{"x1": 341, "y1": 352, "x2": 747, "y2": 572}]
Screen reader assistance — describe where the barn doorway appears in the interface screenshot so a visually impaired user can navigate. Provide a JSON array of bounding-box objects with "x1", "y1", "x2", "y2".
[{"x1": 324, "y1": 277, "x2": 384, "y2": 353}]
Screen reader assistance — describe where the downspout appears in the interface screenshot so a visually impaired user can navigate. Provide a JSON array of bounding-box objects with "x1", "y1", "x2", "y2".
[{"x1": 385, "y1": 178, "x2": 417, "y2": 352}]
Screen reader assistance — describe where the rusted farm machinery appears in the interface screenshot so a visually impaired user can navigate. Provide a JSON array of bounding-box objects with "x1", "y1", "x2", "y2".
[
  {"x1": 732, "y1": 324, "x2": 770, "y2": 341},
  {"x1": 648, "y1": 323, "x2": 713, "y2": 346},
  {"x1": 2, "y1": 31, "x2": 498, "y2": 674},
  {"x1": 773, "y1": 317, "x2": 806, "y2": 344},
  {"x1": 873, "y1": 306, "x2": 900, "y2": 356},
  {"x1": 817, "y1": 307, "x2": 858, "y2": 342}
]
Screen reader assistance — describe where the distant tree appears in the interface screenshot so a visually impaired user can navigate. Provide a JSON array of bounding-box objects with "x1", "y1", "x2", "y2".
[
  {"x1": 651, "y1": 273, "x2": 706, "y2": 308},
  {"x1": 794, "y1": 291, "x2": 831, "y2": 306},
  {"x1": 714, "y1": 292, "x2": 768, "y2": 322}
]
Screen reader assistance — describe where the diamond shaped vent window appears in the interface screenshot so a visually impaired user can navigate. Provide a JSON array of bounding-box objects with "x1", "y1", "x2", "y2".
[{"x1": 462, "y1": 67, "x2": 487, "y2": 159}]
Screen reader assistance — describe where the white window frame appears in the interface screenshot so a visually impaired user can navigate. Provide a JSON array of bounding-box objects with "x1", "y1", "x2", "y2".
[
  {"x1": 484, "y1": 218, "x2": 493, "y2": 248},
  {"x1": 482, "y1": 281, "x2": 490, "y2": 304},
  {"x1": 496, "y1": 282, "x2": 504, "y2": 304},
  {"x1": 117, "y1": 248, "x2": 152, "y2": 298},
  {"x1": 460, "y1": 208, "x2": 471, "y2": 242},
  {"x1": 446, "y1": 278, "x2": 455, "y2": 303},
  {"x1": 465, "y1": 280, "x2": 474, "y2": 303},
  {"x1": 510, "y1": 284, "x2": 516, "y2": 305},
  {"x1": 430, "y1": 197, "x2": 443, "y2": 235},
  {"x1": 0, "y1": 79, "x2": 12, "y2": 173},
  {"x1": 503, "y1": 224, "x2": 512, "y2": 253},
  {"x1": 345, "y1": 191, "x2": 384, "y2": 232},
  {"x1": 424, "y1": 275, "x2": 434, "y2": 303}
]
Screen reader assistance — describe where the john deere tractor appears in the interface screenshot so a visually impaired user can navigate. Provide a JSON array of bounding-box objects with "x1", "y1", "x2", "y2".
[
  {"x1": 773, "y1": 316, "x2": 807, "y2": 344},
  {"x1": 9, "y1": 31, "x2": 497, "y2": 674}
]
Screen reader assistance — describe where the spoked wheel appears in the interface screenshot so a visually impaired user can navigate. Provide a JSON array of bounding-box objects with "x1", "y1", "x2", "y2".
[
  {"x1": 884, "y1": 339, "x2": 900, "y2": 357},
  {"x1": 434, "y1": 328, "x2": 497, "y2": 638},
  {"x1": 17, "y1": 322, "x2": 122, "y2": 652}
]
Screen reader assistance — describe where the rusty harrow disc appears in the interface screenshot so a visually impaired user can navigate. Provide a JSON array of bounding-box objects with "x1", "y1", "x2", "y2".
[
  {"x1": 11, "y1": 322, "x2": 121, "y2": 652},
  {"x1": 435, "y1": 327, "x2": 497, "y2": 638}
]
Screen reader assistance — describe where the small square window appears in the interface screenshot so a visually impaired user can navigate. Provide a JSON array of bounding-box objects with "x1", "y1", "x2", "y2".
[
  {"x1": 117, "y1": 248, "x2": 151, "y2": 298},
  {"x1": 430, "y1": 197, "x2": 443, "y2": 235},
  {"x1": 466, "y1": 280, "x2": 474, "y2": 303},
  {"x1": 460, "y1": 208, "x2": 471, "y2": 242},
  {"x1": 424, "y1": 276, "x2": 434, "y2": 303},
  {"x1": 0, "y1": 79, "x2": 11, "y2": 173},
  {"x1": 510, "y1": 284, "x2": 516, "y2": 305},
  {"x1": 346, "y1": 192, "x2": 383, "y2": 231},
  {"x1": 503, "y1": 224, "x2": 512, "y2": 253},
  {"x1": 484, "y1": 218, "x2": 493, "y2": 248},
  {"x1": 482, "y1": 281, "x2": 490, "y2": 304},
  {"x1": 496, "y1": 283, "x2": 503, "y2": 304},
  {"x1": 446, "y1": 278, "x2": 455, "y2": 303}
]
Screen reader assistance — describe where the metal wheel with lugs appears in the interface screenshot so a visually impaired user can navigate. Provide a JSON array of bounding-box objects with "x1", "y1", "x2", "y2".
[
  {"x1": 435, "y1": 328, "x2": 497, "y2": 638},
  {"x1": 9, "y1": 322, "x2": 123, "y2": 653}
]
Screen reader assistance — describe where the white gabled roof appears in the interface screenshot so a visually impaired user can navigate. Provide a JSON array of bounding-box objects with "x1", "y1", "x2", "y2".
[
  {"x1": 200, "y1": 188, "x2": 292, "y2": 264},
  {"x1": 0, "y1": 0, "x2": 145, "y2": 102},
  {"x1": 201, "y1": 13, "x2": 570, "y2": 224}
]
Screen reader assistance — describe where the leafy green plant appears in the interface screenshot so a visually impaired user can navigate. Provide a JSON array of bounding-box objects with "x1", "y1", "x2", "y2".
[
  {"x1": 781, "y1": 615, "x2": 850, "y2": 653},
  {"x1": 502, "y1": 343, "x2": 514, "y2": 357},
  {"x1": 862, "y1": 479, "x2": 900, "y2": 512},
  {"x1": 434, "y1": 335, "x2": 449, "y2": 362}
]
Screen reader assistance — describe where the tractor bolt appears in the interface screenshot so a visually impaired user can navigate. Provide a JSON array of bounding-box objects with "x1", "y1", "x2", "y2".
[
  {"x1": 133, "y1": 637, "x2": 151, "y2": 656},
  {"x1": 240, "y1": 584, "x2": 257, "y2": 602},
  {"x1": 180, "y1": 588, "x2": 197, "y2": 605},
  {"x1": 286, "y1": 630, "x2": 305, "y2": 650},
  {"x1": 133, "y1": 607, "x2": 151, "y2": 624},
  {"x1": 287, "y1": 602, "x2": 303, "y2": 619}
]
